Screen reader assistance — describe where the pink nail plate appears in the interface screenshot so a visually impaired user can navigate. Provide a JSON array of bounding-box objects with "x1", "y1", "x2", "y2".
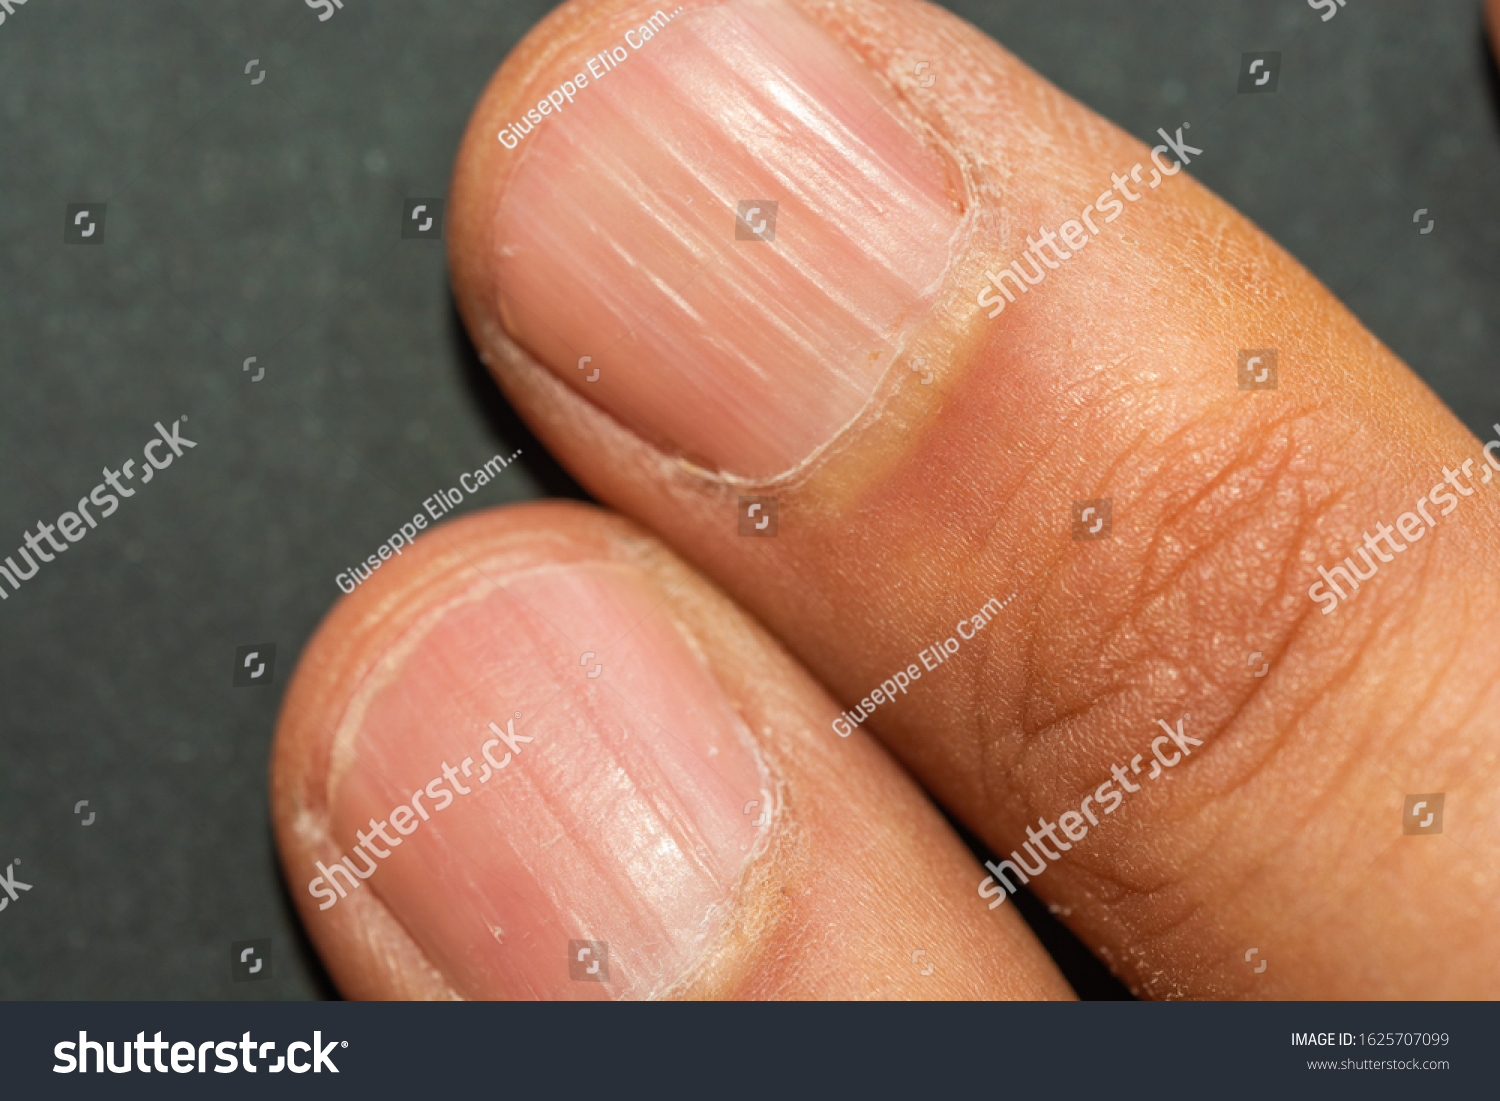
[
  {"x1": 321, "y1": 562, "x2": 771, "y2": 999},
  {"x1": 492, "y1": 0, "x2": 963, "y2": 477}
]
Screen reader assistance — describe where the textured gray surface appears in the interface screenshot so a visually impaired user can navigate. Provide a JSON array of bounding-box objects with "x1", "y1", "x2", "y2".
[{"x1": 0, "y1": 0, "x2": 1496, "y2": 999}]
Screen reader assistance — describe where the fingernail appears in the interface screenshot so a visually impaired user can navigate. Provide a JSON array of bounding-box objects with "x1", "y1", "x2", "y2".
[
  {"x1": 492, "y1": 0, "x2": 962, "y2": 477},
  {"x1": 323, "y1": 562, "x2": 771, "y2": 999}
]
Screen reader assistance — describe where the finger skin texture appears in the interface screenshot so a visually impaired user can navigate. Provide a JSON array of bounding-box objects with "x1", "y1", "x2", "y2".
[
  {"x1": 271, "y1": 502, "x2": 1073, "y2": 1000},
  {"x1": 450, "y1": 0, "x2": 1500, "y2": 997}
]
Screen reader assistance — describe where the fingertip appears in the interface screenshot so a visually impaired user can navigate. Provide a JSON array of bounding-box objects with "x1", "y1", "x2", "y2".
[{"x1": 273, "y1": 503, "x2": 1075, "y2": 1000}]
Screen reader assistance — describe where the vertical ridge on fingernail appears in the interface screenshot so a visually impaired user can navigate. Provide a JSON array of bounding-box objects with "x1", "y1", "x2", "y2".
[
  {"x1": 493, "y1": 0, "x2": 963, "y2": 476},
  {"x1": 322, "y1": 562, "x2": 772, "y2": 999}
]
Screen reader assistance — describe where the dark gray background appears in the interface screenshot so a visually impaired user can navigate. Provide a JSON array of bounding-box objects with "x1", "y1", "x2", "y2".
[{"x1": 1, "y1": 0, "x2": 1496, "y2": 1000}]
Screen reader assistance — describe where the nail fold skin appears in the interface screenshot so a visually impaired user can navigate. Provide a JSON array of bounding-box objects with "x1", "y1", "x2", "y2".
[
  {"x1": 322, "y1": 562, "x2": 771, "y2": 999},
  {"x1": 492, "y1": 0, "x2": 964, "y2": 478}
]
